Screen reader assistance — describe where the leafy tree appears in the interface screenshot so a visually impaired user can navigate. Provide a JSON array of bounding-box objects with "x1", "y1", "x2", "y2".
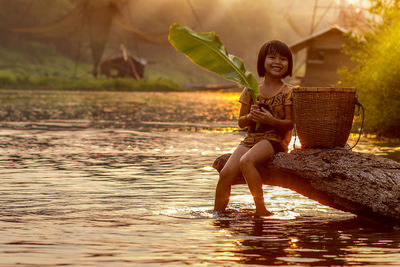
[{"x1": 339, "y1": 0, "x2": 400, "y2": 137}]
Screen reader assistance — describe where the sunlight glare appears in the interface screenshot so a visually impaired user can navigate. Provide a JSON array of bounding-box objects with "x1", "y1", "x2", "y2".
[
  {"x1": 223, "y1": 147, "x2": 236, "y2": 154},
  {"x1": 288, "y1": 237, "x2": 300, "y2": 249},
  {"x1": 269, "y1": 210, "x2": 300, "y2": 220},
  {"x1": 337, "y1": 0, "x2": 357, "y2": 5},
  {"x1": 288, "y1": 135, "x2": 302, "y2": 152},
  {"x1": 230, "y1": 194, "x2": 253, "y2": 203},
  {"x1": 345, "y1": 0, "x2": 359, "y2": 5},
  {"x1": 201, "y1": 166, "x2": 214, "y2": 171}
]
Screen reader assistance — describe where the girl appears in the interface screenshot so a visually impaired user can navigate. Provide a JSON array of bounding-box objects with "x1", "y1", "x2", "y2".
[{"x1": 214, "y1": 40, "x2": 294, "y2": 216}]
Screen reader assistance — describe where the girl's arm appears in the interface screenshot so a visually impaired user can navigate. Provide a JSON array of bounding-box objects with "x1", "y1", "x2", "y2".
[
  {"x1": 238, "y1": 103, "x2": 254, "y2": 128},
  {"x1": 250, "y1": 105, "x2": 293, "y2": 133}
]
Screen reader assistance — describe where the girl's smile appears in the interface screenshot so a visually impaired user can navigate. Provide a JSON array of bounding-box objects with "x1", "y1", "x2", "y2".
[{"x1": 264, "y1": 53, "x2": 289, "y2": 77}]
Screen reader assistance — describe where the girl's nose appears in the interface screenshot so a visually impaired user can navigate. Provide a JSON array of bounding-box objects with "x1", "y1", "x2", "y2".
[{"x1": 278, "y1": 57, "x2": 286, "y2": 64}]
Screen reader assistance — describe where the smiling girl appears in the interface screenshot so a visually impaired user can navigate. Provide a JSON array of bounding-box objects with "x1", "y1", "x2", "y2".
[{"x1": 214, "y1": 40, "x2": 294, "y2": 216}]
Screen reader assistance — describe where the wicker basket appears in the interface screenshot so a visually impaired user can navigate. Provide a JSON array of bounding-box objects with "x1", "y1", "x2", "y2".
[{"x1": 293, "y1": 87, "x2": 356, "y2": 149}]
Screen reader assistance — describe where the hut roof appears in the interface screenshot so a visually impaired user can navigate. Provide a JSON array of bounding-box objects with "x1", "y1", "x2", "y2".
[
  {"x1": 104, "y1": 54, "x2": 147, "y2": 65},
  {"x1": 290, "y1": 25, "x2": 347, "y2": 54}
]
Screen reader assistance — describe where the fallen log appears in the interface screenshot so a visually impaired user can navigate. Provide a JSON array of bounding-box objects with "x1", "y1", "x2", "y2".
[{"x1": 213, "y1": 149, "x2": 400, "y2": 224}]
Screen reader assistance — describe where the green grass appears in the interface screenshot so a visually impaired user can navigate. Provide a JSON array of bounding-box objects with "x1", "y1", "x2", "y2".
[
  {"x1": 0, "y1": 72, "x2": 184, "y2": 91},
  {"x1": 0, "y1": 35, "x2": 232, "y2": 91},
  {"x1": 0, "y1": 38, "x2": 91, "y2": 77},
  {"x1": 0, "y1": 37, "x2": 189, "y2": 91}
]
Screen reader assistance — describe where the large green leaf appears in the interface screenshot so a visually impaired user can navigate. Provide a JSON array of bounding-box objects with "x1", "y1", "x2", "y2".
[{"x1": 168, "y1": 23, "x2": 259, "y2": 103}]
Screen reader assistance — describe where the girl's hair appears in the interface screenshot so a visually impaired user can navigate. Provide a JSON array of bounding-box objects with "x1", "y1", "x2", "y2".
[{"x1": 257, "y1": 40, "x2": 293, "y2": 78}]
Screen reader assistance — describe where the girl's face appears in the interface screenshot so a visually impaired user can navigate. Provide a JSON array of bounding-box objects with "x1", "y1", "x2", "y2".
[{"x1": 264, "y1": 53, "x2": 289, "y2": 78}]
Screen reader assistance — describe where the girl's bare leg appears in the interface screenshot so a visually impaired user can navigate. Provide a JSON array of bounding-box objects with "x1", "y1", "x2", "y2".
[
  {"x1": 214, "y1": 145, "x2": 250, "y2": 212},
  {"x1": 239, "y1": 140, "x2": 275, "y2": 216}
]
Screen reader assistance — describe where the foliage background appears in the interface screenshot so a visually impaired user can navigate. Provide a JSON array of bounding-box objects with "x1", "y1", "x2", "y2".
[{"x1": 339, "y1": 0, "x2": 400, "y2": 137}]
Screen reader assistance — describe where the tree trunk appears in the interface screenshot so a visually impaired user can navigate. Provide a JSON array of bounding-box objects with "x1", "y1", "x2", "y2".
[{"x1": 213, "y1": 149, "x2": 400, "y2": 224}]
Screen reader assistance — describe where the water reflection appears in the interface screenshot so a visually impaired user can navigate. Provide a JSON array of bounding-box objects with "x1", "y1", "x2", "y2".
[
  {"x1": 352, "y1": 134, "x2": 400, "y2": 162},
  {"x1": 213, "y1": 215, "x2": 400, "y2": 265},
  {"x1": 0, "y1": 90, "x2": 242, "y2": 127}
]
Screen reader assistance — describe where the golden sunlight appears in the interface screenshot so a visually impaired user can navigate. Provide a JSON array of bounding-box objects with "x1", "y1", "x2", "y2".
[
  {"x1": 289, "y1": 237, "x2": 300, "y2": 249},
  {"x1": 336, "y1": 0, "x2": 355, "y2": 4},
  {"x1": 219, "y1": 0, "x2": 243, "y2": 6},
  {"x1": 288, "y1": 136, "x2": 302, "y2": 152}
]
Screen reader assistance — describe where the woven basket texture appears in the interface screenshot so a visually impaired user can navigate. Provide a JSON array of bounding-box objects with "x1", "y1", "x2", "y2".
[{"x1": 293, "y1": 87, "x2": 356, "y2": 149}]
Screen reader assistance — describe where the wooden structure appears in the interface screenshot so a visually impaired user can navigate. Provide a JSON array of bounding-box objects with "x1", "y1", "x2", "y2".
[
  {"x1": 99, "y1": 54, "x2": 146, "y2": 79},
  {"x1": 290, "y1": 25, "x2": 351, "y2": 86},
  {"x1": 98, "y1": 44, "x2": 147, "y2": 79}
]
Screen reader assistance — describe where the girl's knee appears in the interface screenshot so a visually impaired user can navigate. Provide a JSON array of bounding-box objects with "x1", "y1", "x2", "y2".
[
  {"x1": 218, "y1": 168, "x2": 235, "y2": 184},
  {"x1": 239, "y1": 155, "x2": 255, "y2": 171}
]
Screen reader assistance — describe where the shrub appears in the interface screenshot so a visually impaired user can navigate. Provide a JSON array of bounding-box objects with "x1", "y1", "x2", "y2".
[{"x1": 339, "y1": 0, "x2": 400, "y2": 137}]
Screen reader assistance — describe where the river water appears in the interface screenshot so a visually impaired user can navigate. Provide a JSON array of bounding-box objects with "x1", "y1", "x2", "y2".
[{"x1": 0, "y1": 90, "x2": 400, "y2": 266}]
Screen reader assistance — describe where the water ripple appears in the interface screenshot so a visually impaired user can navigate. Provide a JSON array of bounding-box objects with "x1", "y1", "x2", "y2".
[{"x1": 0, "y1": 91, "x2": 399, "y2": 266}]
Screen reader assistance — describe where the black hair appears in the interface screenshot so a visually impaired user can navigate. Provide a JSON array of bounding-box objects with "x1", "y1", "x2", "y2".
[{"x1": 257, "y1": 40, "x2": 293, "y2": 78}]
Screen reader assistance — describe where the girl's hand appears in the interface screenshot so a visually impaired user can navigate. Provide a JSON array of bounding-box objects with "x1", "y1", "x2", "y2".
[
  {"x1": 250, "y1": 106, "x2": 274, "y2": 125},
  {"x1": 246, "y1": 104, "x2": 259, "y2": 121}
]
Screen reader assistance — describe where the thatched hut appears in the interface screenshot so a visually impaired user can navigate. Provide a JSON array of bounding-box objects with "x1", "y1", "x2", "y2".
[
  {"x1": 99, "y1": 54, "x2": 146, "y2": 79},
  {"x1": 290, "y1": 25, "x2": 351, "y2": 86}
]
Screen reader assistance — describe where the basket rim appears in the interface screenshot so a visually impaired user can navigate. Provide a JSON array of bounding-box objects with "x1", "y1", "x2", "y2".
[{"x1": 293, "y1": 87, "x2": 356, "y2": 93}]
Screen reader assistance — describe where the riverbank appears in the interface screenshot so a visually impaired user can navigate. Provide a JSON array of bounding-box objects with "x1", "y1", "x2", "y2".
[
  {"x1": 0, "y1": 74, "x2": 187, "y2": 92},
  {"x1": 0, "y1": 74, "x2": 242, "y2": 93},
  {"x1": 0, "y1": 38, "x2": 227, "y2": 92}
]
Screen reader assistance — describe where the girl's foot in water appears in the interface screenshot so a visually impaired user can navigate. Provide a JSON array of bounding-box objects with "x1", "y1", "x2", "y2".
[
  {"x1": 254, "y1": 208, "x2": 272, "y2": 217},
  {"x1": 253, "y1": 197, "x2": 272, "y2": 217}
]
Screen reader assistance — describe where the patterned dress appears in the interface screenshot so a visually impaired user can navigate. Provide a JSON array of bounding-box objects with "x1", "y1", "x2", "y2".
[{"x1": 239, "y1": 83, "x2": 293, "y2": 152}]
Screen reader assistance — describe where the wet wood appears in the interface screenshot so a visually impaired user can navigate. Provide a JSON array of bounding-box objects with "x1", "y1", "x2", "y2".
[{"x1": 213, "y1": 149, "x2": 400, "y2": 224}]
